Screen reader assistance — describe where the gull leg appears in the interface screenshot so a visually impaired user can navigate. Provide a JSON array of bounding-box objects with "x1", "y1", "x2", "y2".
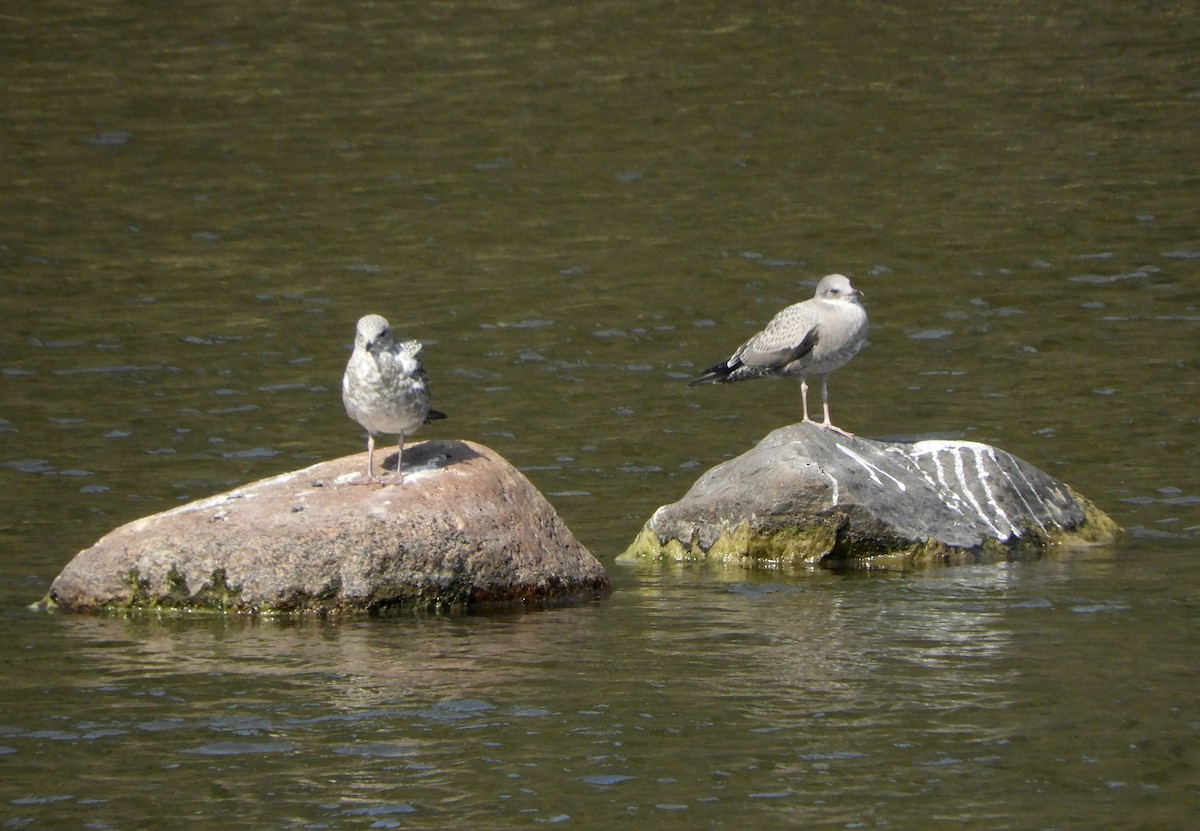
[
  {"x1": 380, "y1": 433, "x2": 407, "y2": 485},
  {"x1": 800, "y1": 378, "x2": 815, "y2": 424},
  {"x1": 819, "y1": 377, "x2": 853, "y2": 436},
  {"x1": 351, "y1": 433, "x2": 380, "y2": 485}
]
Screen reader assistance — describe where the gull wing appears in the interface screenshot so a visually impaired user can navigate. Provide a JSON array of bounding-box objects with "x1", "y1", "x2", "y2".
[{"x1": 734, "y1": 304, "x2": 820, "y2": 369}]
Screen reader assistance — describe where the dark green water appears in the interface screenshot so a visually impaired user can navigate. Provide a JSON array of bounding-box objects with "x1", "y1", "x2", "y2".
[{"x1": 2, "y1": 1, "x2": 1198, "y2": 827}]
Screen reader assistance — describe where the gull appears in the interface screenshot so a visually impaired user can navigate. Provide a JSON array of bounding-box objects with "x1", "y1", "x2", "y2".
[
  {"x1": 342, "y1": 314, "x2": 447, "y2": 484},
  {"x1": 689, "y1": 273, "x2": 868, "y2": 434}
]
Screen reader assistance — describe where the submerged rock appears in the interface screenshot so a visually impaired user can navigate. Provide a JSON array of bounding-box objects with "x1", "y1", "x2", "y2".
[
  {"x1": 621, "y1": 423, "x2": 1119, "y2": 568},
  {"x1": 44, "y1": 440, "x2": 608, "y2": 614}
]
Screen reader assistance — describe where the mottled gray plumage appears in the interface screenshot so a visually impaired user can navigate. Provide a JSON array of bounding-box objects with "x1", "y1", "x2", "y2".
[
  {"x1": 342, "y1": 314, "x2": 446, "y2": 484},
  {"x1": 689, "y1": 274, "x2": 868, "y2": 433}
]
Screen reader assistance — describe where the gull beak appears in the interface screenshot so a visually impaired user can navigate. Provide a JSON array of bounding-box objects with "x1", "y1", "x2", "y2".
[{"x1": 365, "y1": 329, "x2": 389, "y2": 352}]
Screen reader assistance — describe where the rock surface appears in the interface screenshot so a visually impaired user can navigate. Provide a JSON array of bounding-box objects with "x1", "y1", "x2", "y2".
[
  {"x1": 44, "y1": 440, "x2": 608, "y2": 614},
  {"x1": 621, "y1": 423, "x2": 1119, "y2": 568}
]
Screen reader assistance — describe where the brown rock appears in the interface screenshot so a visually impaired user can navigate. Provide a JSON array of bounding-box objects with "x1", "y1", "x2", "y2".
[{"x1": 43, "y1": 440, "x2": 608, "y2": 614}]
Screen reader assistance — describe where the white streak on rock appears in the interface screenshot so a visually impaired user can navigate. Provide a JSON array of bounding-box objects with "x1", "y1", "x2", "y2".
[
  {"x1": 950, "y1": 446, "x2": 1003, "y2": 537},
  {"x1": 887, "y1": 445, "x2": 967, "y2": 515},
  {"x1": 836, "y1": 444, "x2": 907, "y2": 492},
  {"x1": 824, "y1": 469, "x2": 841, "y2": 505},
  {"x1": 972, "y1": 446, "x2": 1015, "y2": 537},
  {"x1": 990, "y1": 448, "x2": 1047, "y2": 533}
]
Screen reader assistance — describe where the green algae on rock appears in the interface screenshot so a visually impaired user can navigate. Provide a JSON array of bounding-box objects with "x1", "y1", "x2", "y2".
[{"x1": 620, "y1": 423, "x2": 1120, "y2": 569}]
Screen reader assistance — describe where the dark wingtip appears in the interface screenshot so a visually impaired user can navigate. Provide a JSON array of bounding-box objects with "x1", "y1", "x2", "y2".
[
  {"x1": 687, "y1": 363, "x2": 732, "y2": 386},
  {"x1": 425, "y1": 409, "x2": 448, "y2": 423}
]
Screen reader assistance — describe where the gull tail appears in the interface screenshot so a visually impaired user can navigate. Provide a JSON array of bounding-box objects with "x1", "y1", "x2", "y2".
[{"x1": 688, "y1": 359, "x2": 740, "y2": 387}]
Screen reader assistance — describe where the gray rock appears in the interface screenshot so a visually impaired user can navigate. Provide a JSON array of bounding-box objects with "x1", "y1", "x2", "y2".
[
  {"x1": 43, "y1": 440, "x2": 608, "y2": 614},
  {"x1": 621, "y1": 423, "x2": 1119, "y2": 567}
]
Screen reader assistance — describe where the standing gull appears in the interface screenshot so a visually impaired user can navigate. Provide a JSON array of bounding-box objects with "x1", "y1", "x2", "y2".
[
  {"x1": 689, "y1": 273, "x2": 868, "y2": 434},
  {"x1": 342, "y1": 314, "x2": 447, "y2": 484}
]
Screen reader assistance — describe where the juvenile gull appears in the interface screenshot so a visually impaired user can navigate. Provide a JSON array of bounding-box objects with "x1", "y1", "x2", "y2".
[
  {"x1": 689, "y1": 273, "x2": 868, "y2": 434},
  {"x1": 342, "y1": 314, "x2": 447, "y2": 484}
]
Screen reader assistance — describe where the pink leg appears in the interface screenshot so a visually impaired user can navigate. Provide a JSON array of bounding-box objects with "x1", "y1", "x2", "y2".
[
  {"x1": 819, "y1": 377, "x2": 853, "y2": 436},
  {"x1": 351, "y1": 434, "x2": 380, "y2": 485},
  {"x1": 379, "y1": 434, "x2": 407, "y2": 485},
  {"x1": 800, "y1": 379, "x2": 815, "y2": 424}
]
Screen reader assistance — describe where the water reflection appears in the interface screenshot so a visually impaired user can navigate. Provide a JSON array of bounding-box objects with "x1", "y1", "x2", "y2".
[
  {"x1": 4, "y1": 543, "x2": 1195, "y2": 827},
  {"x1": 47, "y1": 558, "x2": 1044, "y2": 722}
]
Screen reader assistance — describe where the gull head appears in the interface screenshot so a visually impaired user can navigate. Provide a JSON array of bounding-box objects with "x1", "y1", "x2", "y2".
[
  {"x1": 814, "y1": 273, "x2": 864, "y2": 304},
  {"x1": 354, "y1": 314, "x2": 392, "y2": 351}
]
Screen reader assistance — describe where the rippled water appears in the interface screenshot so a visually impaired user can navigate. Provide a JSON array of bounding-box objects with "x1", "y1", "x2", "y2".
[
  {"x1": 3, "y1": 1, "x2": 1199, "y2": 828},
  {"x1": 5, "y1": 552, "x2": 1198, "y2": 828}
]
